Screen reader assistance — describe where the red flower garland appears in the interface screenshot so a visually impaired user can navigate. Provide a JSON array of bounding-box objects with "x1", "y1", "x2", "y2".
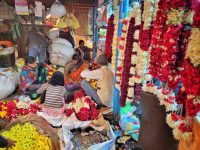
[
  {"x1": 161, "y1": 25, "x2": 183, "y2": 88},
  {"x1": 181, "y1": 61, "x2": 200, "y2": 96},
  {"x1": 149, "y1": 0, "x2": 169, "y2": 78},
  {"x1": 186, "y1": 97, "x2": 200, "y2": 117},
  {"x1": 105, "y1": 14, "x2": 115, "y2": 63},
  {"x1": 139, "y1": 26, "x2": 151, "y2": 51},
  {"x1": 192, "y1": 0, "x2": 200, "y2": 27},
  {"x1": 120, "y1": 17, "x2": 135, "y2": 107}
]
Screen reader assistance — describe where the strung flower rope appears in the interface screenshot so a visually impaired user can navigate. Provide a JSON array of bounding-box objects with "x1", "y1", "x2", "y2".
[
  {"x1": 105, "y1": 14, "x2": 115, "y2": 63},
  {"x1": 160, "y1": 1, "x2": 186, "y2": 89},
  {"x1": 185, "y1": 0, "x2": 200, "y2": 67},
  {"x1": 142, "y1": 83, "x2": 178, "y2": 111},
  {"x1": 119, "y1": 17, "x2": 135, "y2": 107},
  {"x1": 115, "y1": 18, "x2": 129, "y2": 91},
  {"x1": 111, "y1": 8, "x2": 120, "y2": 73},
  {"x1": 149, "y1": 0, "x2": 170, "y2": 78},
  {"x1": 128, "y1": 2, "x2": 142, "y2": 101},
  {"x1": 139, "y1": 0, "x2": 156, "y2": 51}
]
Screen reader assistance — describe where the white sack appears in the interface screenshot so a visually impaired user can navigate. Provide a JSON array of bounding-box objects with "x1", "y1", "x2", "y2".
[
  {"x1": 52, "y1": 38, "x2": 73, "y2": 47},
  {"x1": 48, "y1": 28, "x2": 60, "y2": 40},
  {"x1": 50, "y1": 1, "x2": 66, "y2": 18},
  {"x1": 0, "y1": 71, "x2": 18, "y2": 99}
]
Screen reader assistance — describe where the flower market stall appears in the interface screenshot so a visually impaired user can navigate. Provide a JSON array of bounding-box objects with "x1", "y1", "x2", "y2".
[
  {"x1": 103, "y1": 0, "x2": 200, "y2": 149},
  {"x1": 0, "y1": 0, "x2": 200, "y2": 149}
]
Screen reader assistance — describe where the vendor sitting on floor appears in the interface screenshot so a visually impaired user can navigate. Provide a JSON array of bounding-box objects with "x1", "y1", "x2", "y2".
[
  {"x1": 81, "y1": 54, "x2": 114, "y2": 107},
  {"x1": 36, "y1": 71, "x2": 67, "y2": 117},
  {"x1": 64, "y1": 53, "x2": 88, "y2": 102},
  {"x1": 20, "y1": 56, "x2": 46, "y2": 99},
  {"x1": 64, "y1": 53, "x2": 88, "y2": 84}
]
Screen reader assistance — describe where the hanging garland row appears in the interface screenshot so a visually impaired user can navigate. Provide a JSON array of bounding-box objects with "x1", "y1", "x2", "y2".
[{"x1": 105, "y1": 14, "x2": 115, "y2": 63}]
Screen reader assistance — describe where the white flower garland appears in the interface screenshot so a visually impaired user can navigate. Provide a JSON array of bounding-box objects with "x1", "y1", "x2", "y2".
[
  {"x1": 142, "y1": 0, "x2": 155, "y2": 29},
  {"x1": 125, "y1": 2, "x2": 142, "y2": 102},
  {"x1": 152, "y1": 0, "x2": 159, "y2": 21},
  {"x1": 111, "y1": 8, "x2": 120, "y2": 73},
  {"x1": 142, "y1": 83, "x2": 178, "y2": 111},
  {"x1": 186, "y1": 28, "x2": 200, "y2": 67}
]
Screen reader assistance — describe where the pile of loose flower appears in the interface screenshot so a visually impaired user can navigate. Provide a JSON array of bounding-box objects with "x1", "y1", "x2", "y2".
[
  {"x1": 0, "y1": 122, "x2": 52, "y2": 150},
  {"x1": 0, "y1": 100, "x2": 40, "y2": 121},
  {"x1": 66, "y1": 90, "x2": 100, "y2": 121}
]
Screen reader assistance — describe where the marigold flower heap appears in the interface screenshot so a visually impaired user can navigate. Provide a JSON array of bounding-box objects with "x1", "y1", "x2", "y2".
[{"x1": 0, "y1": 122, "x2": 52, "y2": 150}]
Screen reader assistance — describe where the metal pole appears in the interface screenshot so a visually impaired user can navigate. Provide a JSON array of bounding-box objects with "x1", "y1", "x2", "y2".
[{"x1": 92, "y1": 0, "x2": 98, "y2": 59}]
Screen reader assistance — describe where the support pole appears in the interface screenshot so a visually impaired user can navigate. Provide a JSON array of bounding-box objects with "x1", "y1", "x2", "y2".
[{"x1": 92, "y1": 0, "x2": 98, "y2": 59}]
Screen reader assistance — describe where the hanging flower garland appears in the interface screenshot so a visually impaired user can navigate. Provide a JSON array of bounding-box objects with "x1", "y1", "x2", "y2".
[
  {"x1": 128, "y1": 2, "x2": 143, "y2": 101},
  {"x1": 166, "y1": 113, "x2": 193, "y2": 142},
  {"x1": 111, "y1": 8, "x2": 120, "y2": 73},
  {"x1": 160, "y1": 1, "x2": 186, "y2": 89},
  {"x1": 105, "y1": 14, "x2": 115, "y2": 63},
  {"x1": 149, "y1": 0, "x2": 170, "y2": 78},
  {"x1": 139, "y1": 0, "x2": 156, "y2": 51},
  {"x1": 185, "y1": 0, "x2": 200, "y2": 67},
  {"x1": 142, "y1": 83, "x2": 178, "y2": 111},
  {"x1": 119, "y1": 17, "x2": 135, "y2": 107},
  {"x1": 115, "y1": 18, "x2": 129, "y2": 91}
]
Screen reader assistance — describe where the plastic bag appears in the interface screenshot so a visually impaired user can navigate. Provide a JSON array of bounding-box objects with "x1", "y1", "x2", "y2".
[
  {"x1": 50, "y1": 0, "x2": 66, "y2": 18},
  {"x1": 52, "y1": 38, "x2": 73, "y2": 47},
  {"x1": 61, "y1": 113, "x2": 116, "y2": 150},
  {"x1": 49, "y1": 38, "x2": 75, "y2": 66},
  {"x1": 0, "y1": 71, "x2": 17, "y2": 99},
  {"x1": 56, "y1": 13, "x2": 80, "y2": 30}
]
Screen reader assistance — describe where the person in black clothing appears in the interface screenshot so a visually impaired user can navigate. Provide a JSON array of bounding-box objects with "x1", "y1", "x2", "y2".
[
  {"x1": 75, "y1": 40, "x2": 91, "y2": 62},
  {"x1": 0, "y1": 135, "x2": 15, "y2": 148},
  {"x1": 59, "y1": 29, "x2": 75, "y2": 48}
]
